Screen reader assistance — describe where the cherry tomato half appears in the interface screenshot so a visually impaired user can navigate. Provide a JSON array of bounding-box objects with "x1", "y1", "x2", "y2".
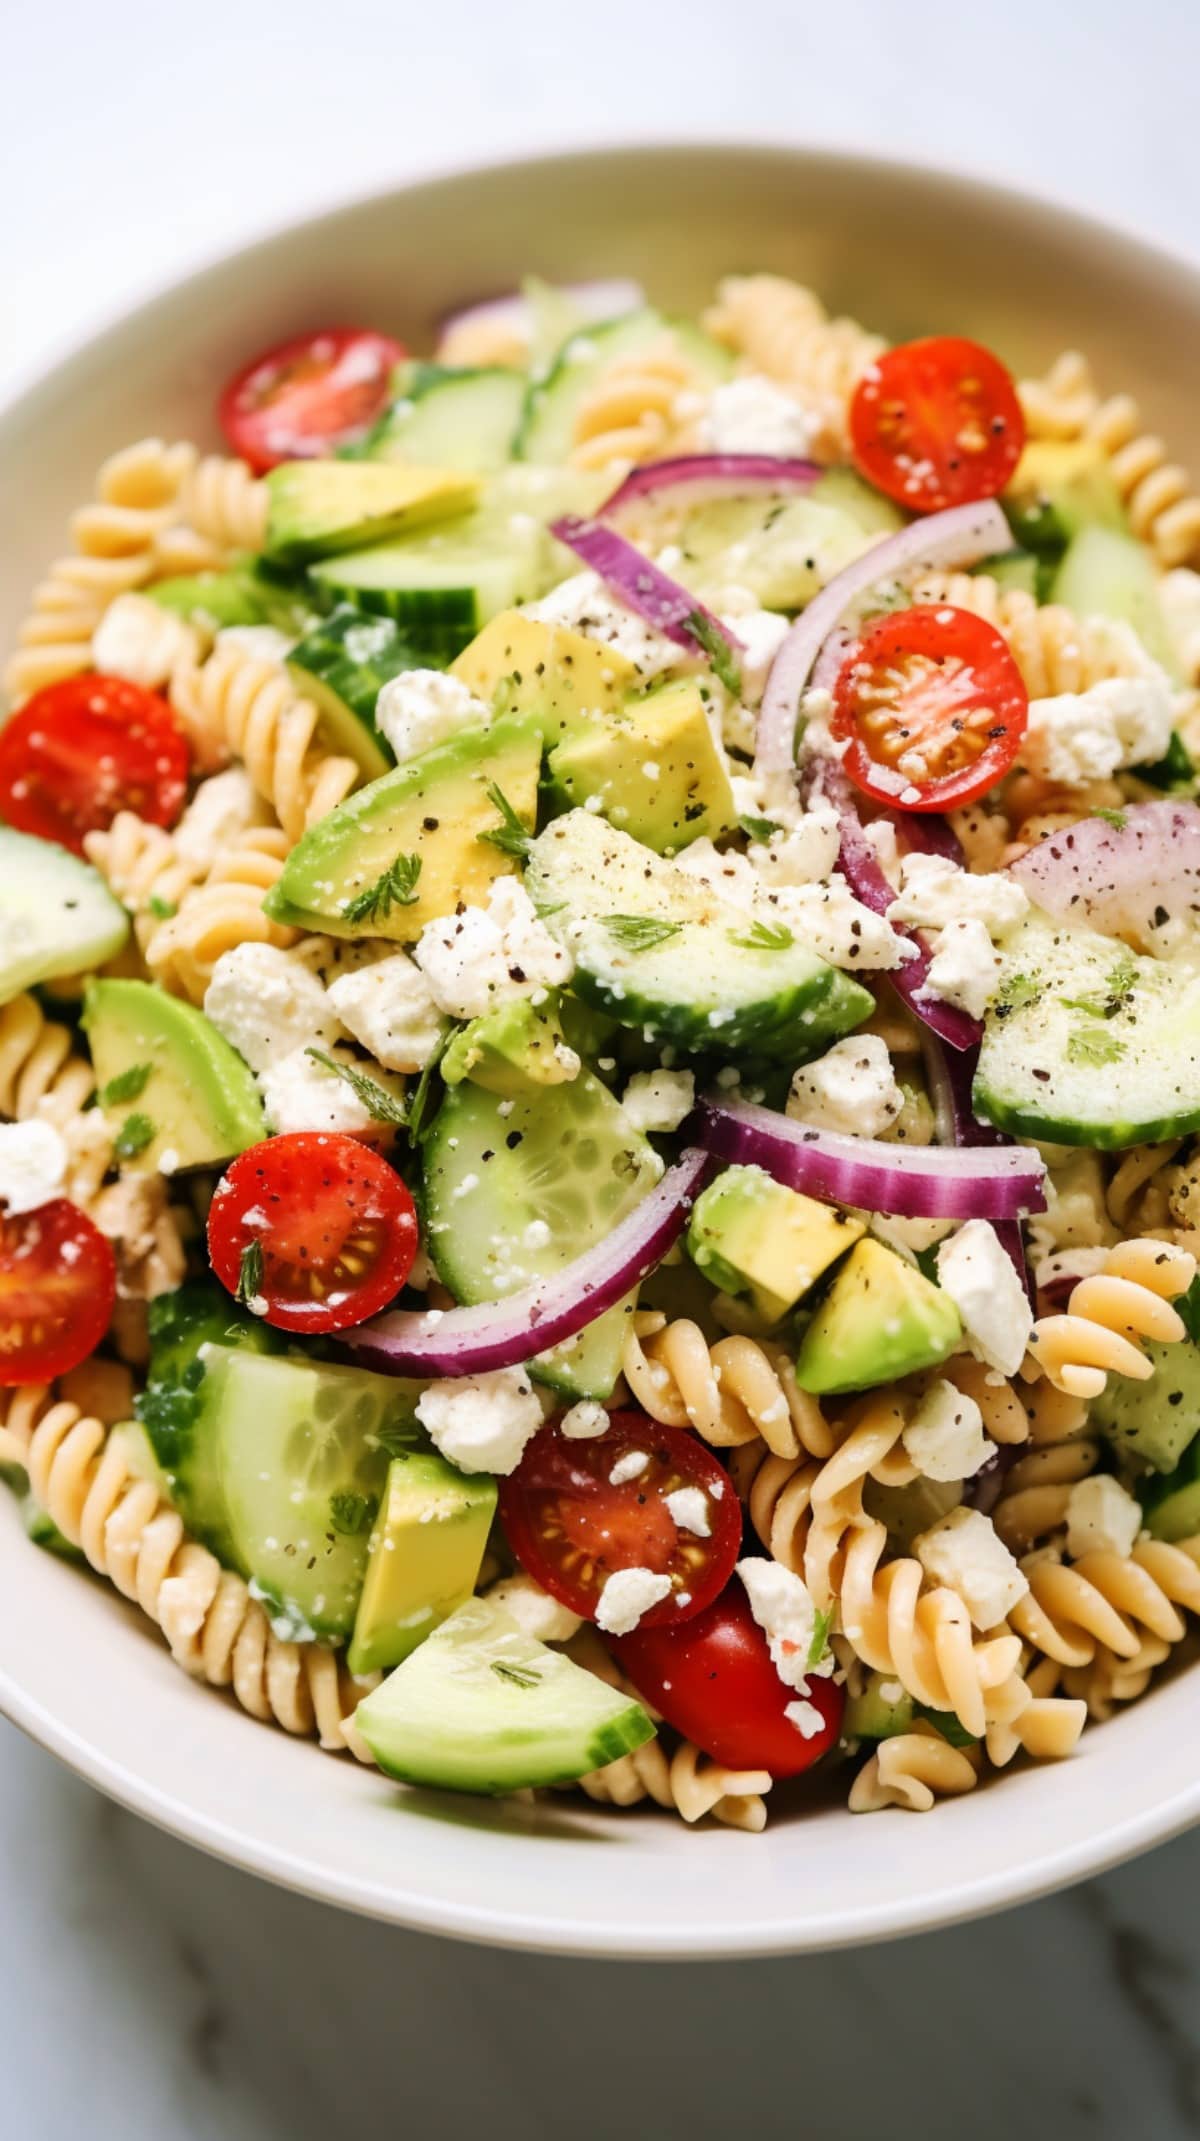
[
  {"x1": 832, "y1": 603, "x2": 1028, "y2": 813},
  {"x1": 208, "y1": 1132, "x2": 418, "y2": 1334},
  {"x1": 0, "y1": 674, "x2": 190, "y2": 856},
  {"x1": 613, "y1": 1579, "x2": 844, "y2": 1778},
  {"x1": 498, "y1": 1409, "x2": 741, "y2": 1630},
  {"x1": 0, "y1": 1200, "x2": 117, "y2": 1386},
  {"x1": 850, "y1": 334, "x2": 1025, "y2": 513},
  {"x1": 218, "y1": 327, "x2": 407, "y2": 472}
]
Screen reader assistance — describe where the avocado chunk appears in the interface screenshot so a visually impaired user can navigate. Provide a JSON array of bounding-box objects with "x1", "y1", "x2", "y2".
[
  {"x1": 287, "y1": 604, "x2": 425, "y2": 780},
  {"x1": 150, "y1": 559, "x2": 321, "y2": 637},
  {"x1": 1140, "y1": 1420, "x2": 1200, "y2": 1541},
  {"x1": 1093, "y1": 1328, "x2": 1200, "y2": 1479},
  {"x1": 354, "y1": 1594, "x2": 656, "y2": 1794},
  {"x1": 83, "y1": 978, "x2": 266, "y2": 1173},
  {"x1": 441, "y1": 993, "x2": 580, "y2": 1097},
  {"x1": 346, "y1": 1450, "x2": 497, "y2": 1675},
  {"x1": 263, "y1": 712, "x2": 541, "y2": 944},
  {"x1": 450, "y1": 608, "x2": 638, "y2": 746},
  {"x1": 1004, "y1": 438, "x2": 1127, "y2": 559},
  {"x1": 687, "y1": 1163, "x2": 865, "y2": 1323},
  {"x1": 547, "y1": 676, "x2": 738, "y2": 853},
  {"x1": 794, "y1": 1238, "x2": 962, "y2": 1395},
  {"x1": 0, "y1": 827, "x2": 128, "y2": 1006},
  {"x1": 264, "y1": 460, "x2": 479, "y2": 565}
]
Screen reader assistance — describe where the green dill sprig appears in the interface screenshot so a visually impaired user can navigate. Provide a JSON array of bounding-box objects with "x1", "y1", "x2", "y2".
[
  {"x1": 305, "y1": 1047, "x2": 408, "y2": 1127},
  {"x1": 477, "y1": 782, "x2": 532, "y2": 859},
  {"x1": 408, "y1": 1024, "x2": 457, "y2": 1144},
  {"x1": 491, "y1": 1659, "x2": 542, "y2": 1689},
  {"x1": 685, "y1": 609, "x2": 742, "y2": 697},
  {"x1": 730, "y1": 917, "x2": 793, "y2": 952},
  {"x1": 1066, "y1": 1028, "x2": 1125, "y2": 1066},
  {"x1": 604, "y1": 915, "x2": 683, "y2": 953},
  {"x1": 342, "y1": 851, "x2": 423, "y2": 926},
  {"x1": 807, "y1": 1606, "x2": 834, "y2": 1670},
  {"x1": 235, "y1": 1238, "x2": 264, "y2": 1306}
]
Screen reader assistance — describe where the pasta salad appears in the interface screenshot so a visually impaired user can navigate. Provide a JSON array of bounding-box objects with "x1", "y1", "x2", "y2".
[{"x1": 4, "y1": 272, "x2": 1200, "y2": 1833}]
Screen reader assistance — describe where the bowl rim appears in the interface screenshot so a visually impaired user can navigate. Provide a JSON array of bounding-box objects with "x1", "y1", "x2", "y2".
[{"x1": 5, "y1": 136, "x2": 1200, "y2": 1956}]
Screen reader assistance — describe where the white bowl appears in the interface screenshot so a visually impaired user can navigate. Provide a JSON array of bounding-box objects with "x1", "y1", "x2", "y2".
[{"x1": 3, "y1": 144, "x2": 1200, "y2": 1957}]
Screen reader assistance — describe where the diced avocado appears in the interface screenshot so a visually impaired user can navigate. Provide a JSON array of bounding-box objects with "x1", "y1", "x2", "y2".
[
  {"x1": 82, "y1": 979, "x2": 266, "y2": 1173},
  {"x1": 441, "y1": 993, "x2": 580, "y2": 1097},
  {"x1": 151, "y1": 559, "x2": 322, "y2": 637},
  {"x1": 863, "y1": 1473, "x2": 964, "y2": 1551},
  {"x1": 1052, "y1": 523, "x2": 1179, "y2": 679},
  {"x1": 287, "y1": 605, "x2": 425, "y2": 779},
  {"x1": 547, "y1": 677, "x2": 738, "y2": 853},
  {"x1": 264, "y1": 460, "x2": 479, "y2": 566},
  {"x1": 794, "y1": 1238, "x2": 962, "y2": 1396},
  {"x1": 687, "y1": 1162, "x2": 865, "y2": 1323},
  {"x1": 450, "y1": 608, "x2": 638, "y2": 746},
  {"x1": 354, "y1": 1594, "x2": 655, "y2": 1794},
  {"x1": 0, "y1": 827, "x2": 128, "y2": 1006},
  {"x1": 1004, "y1": 439, "x2": 1127, "y2": 558},
  {"x1": 844, "y1": 1670, "x2": 915, "y2": 1741},
  {"x1": 346, "y1": 1449, "x2": 497, "y2": 1675},
  {"x1": 263, "y1": 712, "x2": 541, "y2": 945},
  {"x1": 362, "y1": 364, "x2": 526, "y2": 472},
  {"x1": 1093, "y1": 1330, "x2": 1200, "y2": 1478},
  {"x1": 1140, "y1": 1424, "x2": 1200, "y2": 1541}
]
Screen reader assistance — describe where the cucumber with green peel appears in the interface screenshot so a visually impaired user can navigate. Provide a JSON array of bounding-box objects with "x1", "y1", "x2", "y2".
[
  {"x1": 1140, "y1": 1430, "x2": 1200, "y2": 1540},
  {"x1": 308, "y1": 512, "x2": 548, "y2": 661},
  {"x1": 287, "y1": 605, "x2": 427, "y2": 779},
  {"x1": 980, "y1": 549, "x2": 1041, "y2": 599},
  {"x1": 1051, "y1": 524, "x2": 1180, "y2": 679},
  {"x1": 354, "y1": 1594, "x2": 656, "y2": 1794},
  {"x1": 526, "y1": 809, "x2": 874, "y2": 1062},
  {"x1": 136, "y1": 1281, "x2": 284, "y2": 1562},
  {"x1": 844, "y1": 1672, "x2": 915, "y2": 1741},
  {"x1": 0, "y1": 827, "x2": 128, "y2": 1005},
  {"x1": 362, "y1": 365, "x2": 526, "y2": 472},
  {"x1": 422, "y1": 1071, "x2": 662, "y2": 1399},
  {"x1": 515, "y1": 308, "x2": 730, "y2": 465}
]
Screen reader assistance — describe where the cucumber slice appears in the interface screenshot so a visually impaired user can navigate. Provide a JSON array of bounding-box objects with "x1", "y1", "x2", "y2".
[
  {"x1": 309, "y1": 510, "x2": 548, "y2": 662},
  {"x1": 136, "y1": 1281, "x2": 284, "y2": 1562},
  {"x1": 1140, "y1": 1427, "x2": 1200, "y2": 1540},
  {"x1": 1052, "y1": 524, "x2": 1180, "y2": 679},
  {"x1": 287, "y1": 605, "x2": 425, "y2": 779},
  {"x1": 422, "y1": 1073, "x2": 662, "y2": 1399},
  {"x1": 365, "y1": 365, "x2": 526, "y2": 472},
  {"x1": 672, "y1": 495, "x2": 875, "y2": 612},
  {"x1": 526, "y1": 809, "x2": 873, "y2": 1062},
  {"x1": 354, "y1": 1594, "x2": 655, "y2": 1793},
  {"x1": 975, "y1": 912, "x2": 1200, "y2": 1148},
  {"x1": 0, "y1": 826, "x2": 128, "y2": 1005},
  {"x1": 1094, "y1": 1332, "x2": 1200, "y2": 1477},
  {"x1": 515, "y1": 309, "x2": 729, "y2": 466}
]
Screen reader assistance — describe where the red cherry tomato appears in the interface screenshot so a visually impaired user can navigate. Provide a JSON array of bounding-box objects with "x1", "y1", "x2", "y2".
[
  {"x1": 850, "y1": 334, "x2": 1025, "y2": 513},
  {"x1": 498, "y1": 1409, "x2": 741, "y2": 1630},
  {"x1": 613, "y1": 1579, "x2": 844, "y2": 1778},
  {"x1": 218, "y1": 327, "x2": 407, "y2": 472},
  {"x1": 0, "y1": 675, "x2": 190, "y2": 856},
  {"x1": 207, "y1": 1132, "x2": 418, "y2": 1334},
  {"x1": 832, "y1": 603, "x2": 1028, "y2": 813},
  {"x1": 0, "y1": 1200, "x2": 117, "y2": 1385}
]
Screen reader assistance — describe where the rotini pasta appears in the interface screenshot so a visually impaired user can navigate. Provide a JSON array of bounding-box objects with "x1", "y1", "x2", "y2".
[
  {"x1": 848, "y1": 1721, "x2": 979, "y2": 1813},
  {"x1": 1017, "y1": 349, "x2": 1200, "y2": 566},
  {"x1": 570, "y1": 334, "x2": 709, "y2": 471},
  {"x1": 704, "y1": 274, "x2": 883, "y2": 458},
  {"x1": 168, "y1": 636, "x2": 358, "y2": 840},
  {"x1": 145, "y1": 827, "x2": 298, "y2": 1002},
  {"x1": 178, "y1": 453, "x2": 270, "y2": 554},
  {"x1": 1026, "y1": 1239, "x2": 1197, "y2": 1398}
]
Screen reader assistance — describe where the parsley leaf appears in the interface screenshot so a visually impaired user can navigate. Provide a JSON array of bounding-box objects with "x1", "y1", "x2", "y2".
[
  {"x1": 235, "y1": 1239, "x2": 264, "y2": 1306},
  {"x1": 114, "y1": 1112, "x2": 155, "y2": 1160},
  {"x1": 807, "y1": 1606, "x2": 834, "y2": 1670},
  {"x1": 1094, "y1": 807, "x2": 1128, "y2": 831},
  {"x1": 604, "y1": 914, "x2": 683, "y2": 953},
  {"x1": 491, "y1": 1659, "x2": 542, "y2": 1689},
  {"x1": 1061, "y1": 954, "x2": 1137, "y2": 1022},
  {"x1": 305, "y1": 1047, "x2": 408, "y2": 1127},
  {"x1": 730, "y1": 917, "x2": 794, "y2": 952},
  {"x1": 739, "y1": 813, "x2": 780, "y2": 844},
  {"x1": 685, "y1": 609, "x2": 742, "y2": 696},
  {"x1": 342, "y1": 851, "x2": 423, "y2": 926},
  {"x1": 477, "y1": 782, "x2": 532, "y2": 859},
  {"x1": 147, "y1": 894, "x2": 177, "y2": 920},
  {"x1": 100, "y1": 1062, "x2": 151, "y2": 1107},
  {"x1": 329, "y1": 1490, "x2": 378, "y2": 1537},
  {"x1": 995, "y1": 971, "x2": 1039, "y2": 1016},
  {"x1": 1066, "y1": 1027, "x2": 1126, "y2": 1066}
]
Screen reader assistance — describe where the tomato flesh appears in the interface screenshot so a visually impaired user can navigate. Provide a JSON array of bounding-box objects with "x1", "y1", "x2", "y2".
[
  {"x1": 0, "y1": 1200, "x2": 117, "y2": 1385},
  {"x1": 207, "y1": 1132, "x2": 418, "y2": 1334},
  {"x1": 218, "y1": 327, "x2": 406, "y2": 472},
  {"x1": 832, "y1": 603, "x2": 1028, "y2": 812},
  {"x1": 850, "y1": 334, "x2": 1025, "y2": 513},
  {"x1": 0, "y1": 674, "x2": 190, "y2": 855},
  {"x1": 613, "y1": 1579, "x2": 844, "y2": 1778},
  {"x1": 498, "y1": 1410, "x2": 741, "y2": 1629}
]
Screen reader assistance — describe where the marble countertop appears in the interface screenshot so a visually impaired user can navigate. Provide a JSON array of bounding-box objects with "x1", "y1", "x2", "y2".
[{"x1": 6, "y1": 1, "x2": 1200, "y2": 2132}]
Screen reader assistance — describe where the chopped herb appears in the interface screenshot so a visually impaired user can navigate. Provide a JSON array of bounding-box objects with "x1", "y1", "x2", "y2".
[
  {"x1": 730, "y1": 917, "x2": 794, "y2": 952},
  {"x1": 996, "y1": 971, "x2": 1039, "y2": 1015},
  {"x1": 409, "y1": 1024, "x2": 457, "y2": 1144},
  {"x1": 100, "y1": 1062, "x2": 151, "y2": 1106},
  {"x1": 1061, "y1": 954, "x2": 1137, "y2": 1022},
  {"x1": 739, "y1": 813, "x2": 780, "y2": 844},
  {"x1": 114, "y1": 1112, "x2": 155, "y2": 1159},
  {"x1": 915, "y1": 1705, "x2": 978, "y2": 1749},
  {"x1": 604, "y1": 914, "x2": 683, "y2": 953},
  {"x1": 329, "y1": 1491, "x2": 377, "y2": 1537},
  {"x1": 342, "y1": 851, "x2": 423, "y2": 925},
  {"x1": 685, "y1": 609, "x2": 742, "y2": 696},
  {"x1": 235, "y1": 1238, "x2": 264, "y2": 1306},
  {"x1": 477, "y1": 782, "x2": 532, "y2": 859},
  {"x1": 147, "y1": 894, "x2": 177, "y2": 920},
  {"x1": 807, "y1": 1606, "x2": 833, "y2": 1669},
  {"x1": 305, "y1": 1046, "x2": 408, "y2": 1127},
  {"x1": 491, "y1": 1659, "x2": 542, "y2": 1689},
  {"x1": 532, "y1": 897, "x2": 566, "y2": 919},
  {"x1": 1094, "y1": 807, "x2": 1128, "y2": 831},
  {"x1": 1066, "y1": 1027, "x2": 1126, "y2": 1066}
]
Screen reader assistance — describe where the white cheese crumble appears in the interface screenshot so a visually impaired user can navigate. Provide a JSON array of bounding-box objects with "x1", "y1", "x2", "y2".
[
  {"x1": 913, "y1": 1506, "x2": 1028, "y2": 1628},
  {"x1": 715, "y1": 603, "x2": 791, "y2": 708},
  {"x1": 374, "y1": 668, "x2": 491, "y2": 764},
  {"x1": 772, "y1": 875, "x2": 915, "y2": 972},
  {"x1": 664, "y1": 1485, "x2": 711, "y2": 1537},
  {"x1": 203, "y1": 943, "x2": 346, "y2": 1073},
  {"x1": 936, "y1": 1219, "x2": 1033, "y2": 1376},
  {"x1": 1022, "y1": 672, "x2": 1176, "y2": 785},
  {"x1": 787, "y1": 1034, "x2": 904, "y2": 1139},
  {"x1": 922, "y1": 916, "x2": 1003, "y2": 1020},
  {"x1": 594, "y1": 1565, "x2": 674, "y2": 1635},
  {"x1": 729, "y1": 766, "x2": 807, "y2": 836},
  {"x1": 91, "y1": 592, "x2": 196, "y2": 690},
  {"x1": 0, "y1": 1120, "x2": 67, "y2": 1214},
  {"x1": 1065, "y1": 1474, "x2": 1143, "y2": 1561},
  {"x1": 218, "y1": 624, "x2": 294, "y2": 664},
  {"x1": 901, "y1": 1379, "x2": 995, "y2": 1483},
  {"x1": 698, "y1": 375, "x2": 817, "y2": 459},
  {"x1": 609, "y1": 1449, "x2": 650, "y2": 1485},
  {"x1": 560, "y1": 1399, "x2": 611, "y2": 1439},
  {"x1": 887, "y1": 852, "x2": 1029, "y2": 940},
  {"x1": 326, "y1": 953, "x2": 445, "y2": 1073},
  {"x1": 524, "y1": 570, "x2": 680, "y2": 682},
  {"x1": 621, "y1": 1069, "x2": 695, "y2": 1136},
  {"x1": 414, "y1": 878, "x2": 571, "y2": 1021},
  {"x1": 783, "y1": 1697, "x2": 827, "y2": 1739},
  {"x1": 737, "y1": 1558, "x2": 828, "y2": 1689},
  {"x1": 415, "y1": 1365, "x2": 543, "y2": 1477},
  {"x1": 486, "y1": 1571, "x2": 582, "y2": 1643},
  {"x1": 258, "y1": 1045, "x2": 404, "y2": 1137},
  {"x1": 173, "y1": 767, "x2": 262, "y2": 866},
  {"x1": 748, "y1": 805, "x2": 842, "y2": 890}
]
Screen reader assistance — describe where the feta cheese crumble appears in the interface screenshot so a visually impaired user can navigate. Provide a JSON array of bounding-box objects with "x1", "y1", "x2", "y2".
[
  {"x1": 486, "y1": 1571, "x2": 582, "y2": 1643},
  {"x1": 1065, "y1": 1474, "x2": 1143, "y2": 1562},
  {"x1": 174, "y1": 767, "x2": 263, "y2": 867},
  {"x1": 901, "y1": 1380, "x2": 995, "y2": 1483},
  {"x1": 374, "y1": 668, "x2": 491, "y2": 764},
  {"x1": 1022, "y1": 671, "x2": 1176, "y2": 786},
  {"x1": 414, "y1": 878, "x2": 571, "y2": 1021},
  {"x1": 0, "y1": 1120, "x2": 67, "y2": 1215},
  {"x1": 772, "y1": 876, "x2": 914, "y2": 972},
  {"x1": 524, "y1": 570, "x2": 680, "y2": 682},
  {"x1": 609, "y1": 1449, "x2": 650, "y2": 1485},
  {"x1": 913, "y1": 1506, "x2": 1028, "y2": 1628},
  {"x1": 258, "y1": 1045, "x2": 405, "y2": 1137},
  {"x1": 748, "y1": 805, "x2": 842, "y2": 889},
  {"x1": 664, "y1": 1485, "x2": 711, "y2": 1537},
  {"x1": 699, "y1": 375, "x2": 817, "y2": 459},
  {"x1": 715, "y1": 603, "x2": 791, "y2": 707},
  {"x1": 326, "y1": 953, "x2": 446, "y2": 1073},
  {"x1": 415, "y1": 1365, "x2": 543, "y2": 1477},
  {"x1": 787, "y1": 1034, "x2": 904, "y2": 1139},
  {"x1": 204, "y1": 943, "x2": 346, "y2": 1073},
  {"x1": 922, "y1": 916, "x2": 1002, "y2": 1021},
  {"x1": 936, "y1": 1219, "x2": 1033, "y2": 1376},
  {"x1": 887, "y1": 853, "x2": 1029, "y2": 939},
  {"x1": 560, "y1": 1399, "x2": 611, "y2": 1439},
  {"x1": 91, "y1": 592, "x2": 196, "y2": 691},
  {"x1": 737, "y1": 1558, "x2": 828, "y2": 1689},
  {"x1": 621, "y1": 1069, "x2": 695, "y2": 1136},
  {"x1": 594, "y1": 1565, "x2": 674, "y2": 1635}
]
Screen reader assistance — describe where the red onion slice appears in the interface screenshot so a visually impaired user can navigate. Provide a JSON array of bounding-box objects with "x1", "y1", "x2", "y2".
[
  {"x1": 439, "y1": 279, "x2": 645, "y2": 354},
  {"x1": 550, "y1": 514, "x2": 744, "y2": 690},
  {"x1": 1009, "y1": 800, "x2": 1200, "y2": 948},
  {"x1": 599, "y1": 453, "x2": 821, "y2": 520},
  {"x1": 695, "y1": 1096, "x2": 1044, "y2": 1220},
  {"x1": 344, "y1": 1149, "x2": 711, "y2": 1379},
  {"x1": 920, "y1": 1031, "x2": 1035, "y2": 1305},
  {"x1": 757, "y1": 497, "x2": 1011, "y2": 775}
]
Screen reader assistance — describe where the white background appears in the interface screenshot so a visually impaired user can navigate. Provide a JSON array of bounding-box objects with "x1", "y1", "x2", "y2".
[{"x1": 6, "y1": 4, "x2": 1200, "y2": 2136}]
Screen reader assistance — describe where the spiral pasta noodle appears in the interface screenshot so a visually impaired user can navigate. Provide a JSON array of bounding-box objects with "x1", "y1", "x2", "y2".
[
  {"x1": 145, "y1": 827, "x2": 298, "y2": 1002},
  {"x1": 1016, "y1": 351, "x2": 1200, "y2": 567},
  {"x1": 991, "y1": 1437, "x2": 1103, "y2": 1553},
  {"x1": 1026, "y1": 1239, "x2": 1197, "y2": 1398},
  {"x1": 909, "y1": 570, "x2": 1150, "y2": 700},
  {"x1": 848, "y1": 1722, "x2": 979, "y2": 1814},
  {"x1": 703, "y1": 275, "x2": 884, "y2": 459},
  {"x1": 178, "y1": 454, "x2": 269, "y2": 554},
  {"x1": 84, "y1": 813, "x2": 206, "y2": 956},
  {"x1": 1011, "y1": 1535, "x2": 1200, "y2": 1675},
  {"x1": 983, "y1": 1653, "x2": 1087, "y2": 1767},
  {"x1": 169, "y1": 637, "x2": 359, "y2": 841},
  {"x1": 729, "y1": 1440, "x2": 820, "y2": 1578},
  {"x1": 0, "y1": 1385, "x2": 373, "y2": 1755},
  {"x1": 564, "y1": 1631, "x2": 771, "y2": 1831},
  {"x1": 570, "y1": 334, "x2": 709, "y2": 471},
  {"x1": 0, "y1": 992, "x2": 95, "y2": 1126},
  {"x1": 622, "y1": 1312, "x2": 833, "y2": 1459},
  {"x1": 1017, "y1": 350, "x2": 1099, "y2": 442}
]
